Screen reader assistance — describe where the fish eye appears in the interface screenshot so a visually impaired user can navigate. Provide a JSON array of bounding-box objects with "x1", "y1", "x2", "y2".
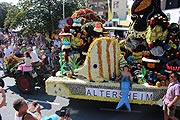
[{"x1": 93, "y1": 64, "x2": 98, "y2": 69}]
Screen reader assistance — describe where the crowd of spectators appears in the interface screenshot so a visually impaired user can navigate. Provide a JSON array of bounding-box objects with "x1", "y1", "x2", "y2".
[
  {"x1": 0, "y1": 31, "x2": 62, "y2": 73},
  {"x1": 0, "y1": 31, "x2": 74, "y2": 120}
]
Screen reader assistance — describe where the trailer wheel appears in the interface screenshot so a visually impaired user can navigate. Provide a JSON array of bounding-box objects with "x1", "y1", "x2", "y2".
[{"x1": 16, "y1": 73, "x2": 35, "y2": 94}]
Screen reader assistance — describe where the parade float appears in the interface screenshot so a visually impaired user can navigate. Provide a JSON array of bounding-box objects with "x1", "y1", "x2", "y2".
[{"x1": 45, "y1": 0, "x2": 180, "y2": 105}]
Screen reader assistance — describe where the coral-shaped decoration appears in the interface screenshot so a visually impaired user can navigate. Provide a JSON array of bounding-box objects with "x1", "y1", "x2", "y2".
[
  {"x1": 166, "y1": 59, "x2": 180, "y2": 72},
  {"x1": 72, "y1": 18, "x2": 82, "y2": 27},
  {"x1": 147, "y1": 71, "x2": 158, "y2": 85},
  {"x1": 71, "y1": 8, "x2": 105, "y2": 24}
]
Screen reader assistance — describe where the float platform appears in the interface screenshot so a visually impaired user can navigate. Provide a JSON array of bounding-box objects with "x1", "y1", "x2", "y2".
[{"x1": 45, "y1": 76, "x2": 169, "y2": 105}]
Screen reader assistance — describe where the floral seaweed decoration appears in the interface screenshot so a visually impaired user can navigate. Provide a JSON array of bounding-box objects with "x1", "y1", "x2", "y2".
[
  {"x1": 69, "y1": 54, "x2": 81, "y2": 71},
  {"x1": 59, "y1": 52, "x2": 67, "y2": 74}
]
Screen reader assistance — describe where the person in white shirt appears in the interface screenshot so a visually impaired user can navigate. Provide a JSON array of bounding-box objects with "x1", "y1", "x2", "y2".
[
  {"x1": 33, "y1": 44, "x2": 40, "y2": 56},
  {"x1": 7, "y1": 41, "x2": 14, "y2": 53},
  {"x1": 27, "y1": 47, "x2": 40, "y2": 64},
  {"x1": 3, "y1": 45, "x2": 12, "y2": 58}
]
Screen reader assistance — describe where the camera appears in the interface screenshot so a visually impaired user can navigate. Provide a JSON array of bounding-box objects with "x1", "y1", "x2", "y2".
[
  {"x1": 0, "y1": 78, "x2": 4, "y2": 88},
  {"x1": 34, "y1": 102, "x2": 38, "y2": 107}
]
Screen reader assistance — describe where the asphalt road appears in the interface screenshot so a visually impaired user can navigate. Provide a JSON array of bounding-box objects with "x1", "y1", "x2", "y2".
[{"x1": 0, "y1": 70, "x2": 179, "y2": 120}]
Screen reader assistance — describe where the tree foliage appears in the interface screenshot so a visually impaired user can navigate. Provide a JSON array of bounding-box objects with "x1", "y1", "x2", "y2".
[
  {"x1": 0, "y1": 2, "x2": 12, "y2": 28},
  {"x1": 4, "y1": 5, "x2": 21, "y2": 29},
  {"x1": 3, "y1": 0, "x2": 86, "y2": 38}
]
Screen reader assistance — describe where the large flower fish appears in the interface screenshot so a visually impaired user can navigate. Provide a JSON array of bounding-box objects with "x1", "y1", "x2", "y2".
[{"x1": 74, "y1": 37, "x2": 127, "y2": 82}]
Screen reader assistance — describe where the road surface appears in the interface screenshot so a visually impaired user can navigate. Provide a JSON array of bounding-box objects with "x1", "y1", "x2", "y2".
[{"x1": 0, "y1": 71, "x2": 179, "y2": 120}]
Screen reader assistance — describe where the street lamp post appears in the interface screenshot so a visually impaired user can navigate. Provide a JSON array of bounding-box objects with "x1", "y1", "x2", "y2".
[
  {"x1": 63, "y1": 0, "x2": 65, "y2": 19},
  {"x1": 48, "y1": 0, "x2": 52, "y2": 38},
  {"x1": 48, "y1": 0, "x2": 62, "y2": 38}
]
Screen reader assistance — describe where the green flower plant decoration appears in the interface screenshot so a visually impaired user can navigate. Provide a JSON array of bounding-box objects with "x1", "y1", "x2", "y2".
[
  {"x1": 59, "y1": 52, "x2": 67, "y2": 75},
  {"x1": 62, "y1": 37, "x2": 69, "y2": 43},
  {"x1": 69, "y1": 55, "x2": 81, "y2": 71}
]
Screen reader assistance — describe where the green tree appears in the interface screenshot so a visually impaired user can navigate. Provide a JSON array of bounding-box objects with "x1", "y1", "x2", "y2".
[
  {"x1": 4, "y1": 5, "x2": 21, "y2": 29},
  {"x1": 4, "y1": 0, "x2": 86, "y2": 38},
  {"x1": 0, "y1": 2, "x2": 12, "y2": 28}
]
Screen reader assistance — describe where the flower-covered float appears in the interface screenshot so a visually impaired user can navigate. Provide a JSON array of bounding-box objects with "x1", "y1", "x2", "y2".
[{"x1": 45, "y1": 1, "x2": 180, "y2": 105}]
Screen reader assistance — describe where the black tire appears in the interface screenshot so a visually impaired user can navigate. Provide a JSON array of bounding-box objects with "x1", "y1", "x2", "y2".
[
  {"x1": 16, "y1": 73, "x2": 35, "y2": 94},
  {"x1": 0, "y1": 78, "x2": 5, "y2": 88}
]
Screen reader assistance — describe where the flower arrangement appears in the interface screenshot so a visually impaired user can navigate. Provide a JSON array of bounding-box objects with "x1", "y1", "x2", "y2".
[{"x1": 4, "y1": 54, "x2": 19, "y2": 73}]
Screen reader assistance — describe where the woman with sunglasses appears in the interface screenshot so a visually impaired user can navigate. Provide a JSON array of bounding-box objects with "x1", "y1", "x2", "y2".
[{"x1": 162, "y1": 72, "x2": 180, "y2": 120}]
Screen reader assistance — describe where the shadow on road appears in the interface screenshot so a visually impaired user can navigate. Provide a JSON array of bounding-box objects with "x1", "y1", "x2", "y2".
[
  {"x1": 5, "y1": 79, "x2": 56, "y2": 110},
  {"x1": 67, "y1": 99, "x2": 180, "y2": 120}
]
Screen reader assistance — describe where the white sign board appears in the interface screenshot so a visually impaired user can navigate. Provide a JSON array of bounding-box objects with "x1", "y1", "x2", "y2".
[{"x1": 86, "y1": 87, "x2": 153, "y2": 101}]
